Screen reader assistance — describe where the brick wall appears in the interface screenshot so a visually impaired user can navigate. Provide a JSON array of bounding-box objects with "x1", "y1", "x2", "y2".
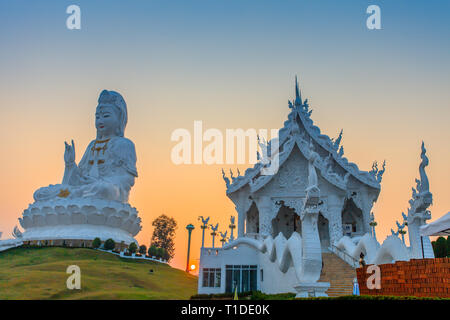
[{"x1": 356, "y1": 258, "x2": 450, "y2": 298}]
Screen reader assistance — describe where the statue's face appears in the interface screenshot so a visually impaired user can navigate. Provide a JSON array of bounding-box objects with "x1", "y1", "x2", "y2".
[{"x1": 95, "y1": 105, "x2": 120, "y2": 138}]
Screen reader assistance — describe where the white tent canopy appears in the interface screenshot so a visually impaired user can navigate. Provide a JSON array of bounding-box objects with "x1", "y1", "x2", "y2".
[{"x1": 420, "y1": 212, "x2": 450, "y2": 237}]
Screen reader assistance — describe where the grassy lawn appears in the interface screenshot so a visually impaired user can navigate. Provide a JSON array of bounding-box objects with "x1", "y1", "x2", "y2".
[{"x1": 0, "y1": 246, "x2": 197, "y2": 300}]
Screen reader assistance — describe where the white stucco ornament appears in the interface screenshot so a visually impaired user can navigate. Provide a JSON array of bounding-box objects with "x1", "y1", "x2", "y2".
[{"x1": 18, "y1": 90, "x2": 141, "y2": 245}]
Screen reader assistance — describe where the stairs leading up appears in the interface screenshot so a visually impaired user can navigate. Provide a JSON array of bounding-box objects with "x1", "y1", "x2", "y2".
[{"x1": 320, "y1": 252, "x2": 356, "y2": 297}]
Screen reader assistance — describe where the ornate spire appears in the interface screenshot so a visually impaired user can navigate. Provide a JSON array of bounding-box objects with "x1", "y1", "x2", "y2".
[
  {"x1": 294, "y1": 75, "x2": 302, "y2": 107},
  {"x1": 418, "y1": 141, "x2": 429, "y2": 193},
  {"x1": 333, "y1": 129, "x2": 343, "y2": 150},
  {"x1": 370, "y1": 161, "x2": 378, "y2": 176},
  {"x1": 376, "y1": 160, "x2": 386, "y2": 183},
  {"x1": 338, "y1": 145, "x2": 344, "y2": 157},
  {"x1": 221, "y1": 168, "x2": 230, "y2": 187},
  {"x1": 229, "y1": 169, "x2": 236, "y2": 182}
]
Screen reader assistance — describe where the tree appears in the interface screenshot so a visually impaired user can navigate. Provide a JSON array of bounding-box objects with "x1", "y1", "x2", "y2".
[
  {"x1": 104, "y1": 238, "x2": 115, "y2": 250},
  {"x1": 162, "y1": 248, "x2": 170, "y2": 261},
  {"x1": 92, "y1": 237, "x2": 101, "y2": 249},
  {"x1": 150, "y1": 214, "x2": 177, "y2": 262},
  {"x1": 139, "y1": 244, "x2": 147, "y2": 255},
  {"x1": 128, "y1": 242, "x2": 137, "y2": 254},
  {"x1": 433, "y1": 237, "x2": 448, "y2": 258}
]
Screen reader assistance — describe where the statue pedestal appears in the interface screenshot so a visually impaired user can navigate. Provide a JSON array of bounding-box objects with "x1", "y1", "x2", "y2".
[
  {"x1": 294, "y1": 282, "x2": 330, "y2": 298},
  {"x1": 19, "y1": 198, "x2": 141, "y2": 245}
]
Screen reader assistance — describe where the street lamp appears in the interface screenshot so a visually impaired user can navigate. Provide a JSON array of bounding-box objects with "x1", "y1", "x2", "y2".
[
  {"x1": 198, "y1": 216, "x2": 210, "y2": 248},
  {"x1": 186, "y1": 224, "x2": 195, "y2": 272},
  {"x1": 210, "y1": 223, "x2": 219, "y2": 248}
]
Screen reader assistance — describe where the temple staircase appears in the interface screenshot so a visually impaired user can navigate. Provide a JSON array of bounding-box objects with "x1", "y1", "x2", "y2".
[{"x1": 319, "y1": 252, "x2": 357, "y2": 297}]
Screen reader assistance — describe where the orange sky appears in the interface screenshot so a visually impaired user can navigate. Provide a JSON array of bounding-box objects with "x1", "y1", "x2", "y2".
[{"x1": 0, "y1": 78, "x2": 449, "y2": 271}]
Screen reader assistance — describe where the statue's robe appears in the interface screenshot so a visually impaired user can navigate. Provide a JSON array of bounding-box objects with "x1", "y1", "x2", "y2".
[{"x1": 33, "y1": 137, "x2": 137, "y2": 203}]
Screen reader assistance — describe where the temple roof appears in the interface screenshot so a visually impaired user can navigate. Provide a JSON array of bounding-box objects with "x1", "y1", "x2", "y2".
[{"x1": 224, "y1": 78, "x2": 384, "y2": 195}]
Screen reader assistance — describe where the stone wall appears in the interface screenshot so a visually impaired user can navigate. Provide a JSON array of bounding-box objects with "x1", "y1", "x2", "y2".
[{"x1": 356, "y1": 258, "x2": 450, "y2": 298}]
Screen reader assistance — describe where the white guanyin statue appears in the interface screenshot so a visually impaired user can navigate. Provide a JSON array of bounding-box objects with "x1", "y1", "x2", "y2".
[
  {"x1": 19, "y1": 90, "x2": 141, "y2": 246},
  {"x1": 33, "y1": 90, "x2": 137, "y2": 203}
]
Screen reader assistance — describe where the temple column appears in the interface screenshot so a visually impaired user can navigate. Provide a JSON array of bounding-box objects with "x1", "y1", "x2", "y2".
[
  {"x1": 236, "y1": 206, "x2": 246, "y2": 238},
  {"x1": 327, "y1": 193, "x2": 345, "y2": 246},
  {"x1": 360, "y1": 190, "x2": 377, "y2": 235},
  {"x1": 254, "y1": 196, "x2": 274, "y2": 238},
  {"x1": 235, "y1": 195, "x2": 253, "y2": 239}
]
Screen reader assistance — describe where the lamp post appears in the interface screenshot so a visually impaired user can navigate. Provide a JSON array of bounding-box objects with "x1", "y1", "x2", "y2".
[
  {"x1": 210, "y1": 223, "x2": 219, "y2": 248},
  {"x1": 220, "y1": 231, "x2": 228, "y2": 247},
  {"x1": 186, "y1": 224, "x2": 195, "y2": 272},
  {"x1": 198, "y1": 216, "x2": 210, "y2": 248}
]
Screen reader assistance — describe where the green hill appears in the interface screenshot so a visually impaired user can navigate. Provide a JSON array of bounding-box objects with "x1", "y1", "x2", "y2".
[{"x1": 0, "y1": 246, "x2": 198, "y2": 299}]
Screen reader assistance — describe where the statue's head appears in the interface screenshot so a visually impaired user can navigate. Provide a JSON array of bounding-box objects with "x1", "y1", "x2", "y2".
[{"x1": 95, "y1": 90, "x2": 127, "y2": 139}]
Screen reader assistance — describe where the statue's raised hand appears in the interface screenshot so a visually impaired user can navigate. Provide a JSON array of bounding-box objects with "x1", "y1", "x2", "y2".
[{"x1": 64, "y1": 140, "x2": 76, "y2": 166}]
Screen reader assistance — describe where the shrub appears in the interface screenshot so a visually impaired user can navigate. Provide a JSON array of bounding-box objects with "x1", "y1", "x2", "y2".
[
  {"x1": 139, "y1": 244, "x2": 147, "y2": 255},
  {"x1": 92, "y1": 237, "x2": 101, "y2": 249},
  {"x1": 128, "y1": 242, "x2": 137, "y2": 254},
  {"x1": 104, "y1": 238, "x2": 115, "y2": 250},
  {"x1": 148, "y1": 245, "x2": 158, "y2": 257}
]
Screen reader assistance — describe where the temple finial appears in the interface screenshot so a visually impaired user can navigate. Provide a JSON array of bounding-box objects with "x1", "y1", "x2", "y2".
[
  {"x1": 294, "y1": 75, "x2": 302, "y2": 106},
  {"x1": 334, "y1": 129, "x2": 343, "y2": 150}
]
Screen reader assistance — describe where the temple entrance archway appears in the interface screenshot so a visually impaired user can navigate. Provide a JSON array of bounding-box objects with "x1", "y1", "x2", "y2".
[
  {"x1": 341, "y1": 198, "x2": 364, "y2": 237},
  {"x1": 271, "y1": 205, "x2": 300, "y2": 239}
]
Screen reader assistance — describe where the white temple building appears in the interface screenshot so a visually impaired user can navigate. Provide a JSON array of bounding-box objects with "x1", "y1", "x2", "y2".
[{"x1": 197, "y1": 78, "x2": 436, "y2": 297}]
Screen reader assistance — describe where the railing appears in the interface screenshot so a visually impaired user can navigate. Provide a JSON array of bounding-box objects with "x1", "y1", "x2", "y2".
[
  {"x1": 200, "y1": 247, "x2": 223, "y2": 257},
  {"x1": 329, "y1": 244, "x2": 359, "y2": 268}
]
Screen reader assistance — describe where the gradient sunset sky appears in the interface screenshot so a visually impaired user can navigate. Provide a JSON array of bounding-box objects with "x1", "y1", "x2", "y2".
[{"x1": 0, "y1": 0, "x2": 449, "y2": 270}]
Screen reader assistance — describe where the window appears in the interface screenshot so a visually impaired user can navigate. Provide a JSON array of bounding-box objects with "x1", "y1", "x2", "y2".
[
  {"x1": 225, "y1": 265, "x2": 258, "y2": 293},
  {"x1": 202, "y1": 268, "x2": 221, "y2": 288},
  {"x1": 260, "y1": 269, "x2": 263, "y2": 282}
]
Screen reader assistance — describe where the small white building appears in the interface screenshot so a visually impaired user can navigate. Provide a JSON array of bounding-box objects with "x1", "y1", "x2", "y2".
[{"x1": 198, "y1": 79, "x2": 435, "y2": 297}]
